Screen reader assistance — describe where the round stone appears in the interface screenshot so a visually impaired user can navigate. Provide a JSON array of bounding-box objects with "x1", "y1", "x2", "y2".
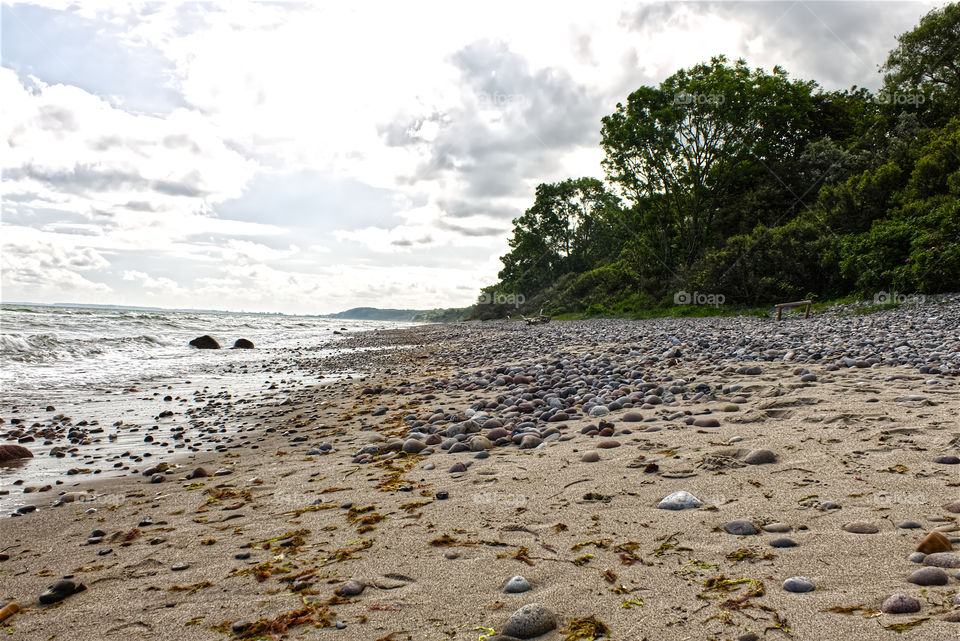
[
  {"x1": 692, "y1": 417, "x2": 720, "y2": 428},
  {"x1": 744, "y1": 449, "x2": 777, "y2": 465},
  {"x1": 519, "y1": 435, "x2": 542, "y2": 449},
  {"x1": 504, "y1": 575, "x2": 531, "y2": 594},
  {"x1": 657, "y1": 490, "x2": 703, "y2": 510},
  {"x1": 934, "y1": 455, "x2": 960, "y2": 464},
  {"x1": 907, "y1": 567, "x2": 948, "y2": 586},
  {"x1": 770, "y1": 538, "x2": 798, "y2": 548},
  {"x1": 897, "y1": 521, "x2": 922, "y2": 529},
  {"x1": 596, "y1": 440, "x2": 620, "y2": 449},
  {"x1": 908, "y1": 552, "x2": 927, "y2": 563},
  {"x1": 881, "y1": 594, "x2": 920, "y2": 614},
  {"x1": 335, "y1": 580, "x2": 365, "y2": 596},
  {"x1": 923, "y1": 552, "x2": 960, "y2": 568},
  {"x1": 580, "y1": 450, "x2": 600, "y2": 463},
  {"x1": 916, "y1": 531, "x2": 952, "y2": 554},
  {"x1": 724, "y1": 520, "x2": 758, "y2": 536},
  {"x1": 843, "y1": 522, "x2": 879, "y2": 534},
  {"x1": 401, "y1": 439, "x2": 426, "y2": 454},
  {"x1": 944, "y1": 499, "x2": 960, "y2": 513},
  {"x1": 502, "y1": 603, "x2": 557, "y2": 639},
  {"x1": 762, "y1": 523, "x2": 791, "y2": 533},
  {"x1": 621, "y1": 411, "x2": 644, "y2": 422},
  {"x1": 783, "y1": 576, "x2": 814, "y2": 593}
]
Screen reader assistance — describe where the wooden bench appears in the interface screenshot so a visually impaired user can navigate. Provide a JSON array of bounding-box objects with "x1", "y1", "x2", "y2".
[{"x1": 774, "y1": 300, "x2": 812, "y2": 321}]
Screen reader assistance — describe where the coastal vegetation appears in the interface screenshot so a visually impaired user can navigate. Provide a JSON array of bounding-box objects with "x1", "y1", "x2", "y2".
[{"x1": 473, "y1": 3, "x2": 960, "y2": 320}]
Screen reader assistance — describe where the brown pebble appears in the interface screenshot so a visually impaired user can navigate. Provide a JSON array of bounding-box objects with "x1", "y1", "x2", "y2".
[
  {"x1": 916, "y1": 531, "x2": 952, "y2": 554},
  {"x1": 843, "y1": 522, "x2": 879, "y2": 534}
]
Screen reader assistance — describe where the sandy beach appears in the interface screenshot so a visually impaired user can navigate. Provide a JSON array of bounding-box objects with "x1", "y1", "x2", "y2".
[{"x1": 2, "y1": 311, "x2": 959, "y2": 641}]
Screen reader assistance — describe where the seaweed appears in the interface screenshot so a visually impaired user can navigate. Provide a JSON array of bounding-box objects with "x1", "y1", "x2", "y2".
[
  {"x1": 570, "y1": 539, "x2": 611, "y2": 552},
  {"x1": 168, "y1": 581, "x2": 213, "y2": 593},
  {"x1": 214, "y1": 601, "x2": 333, "y2": 639},
  {"x1": 561, "y1": 615, "x2": 611, "y2": 640},
  {"x1": 882, "y1": 617, "x2": 929, "y2": 632}
]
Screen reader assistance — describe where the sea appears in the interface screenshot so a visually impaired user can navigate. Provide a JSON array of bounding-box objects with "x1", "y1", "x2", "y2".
[{"x1": 0, "y1": 303, "x2": 409, "y2": 510}]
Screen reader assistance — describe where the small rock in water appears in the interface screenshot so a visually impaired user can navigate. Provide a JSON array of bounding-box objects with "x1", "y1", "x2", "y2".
[
  {"x1": 843, "y1": 521, "x2": 879, "y2": 534},
  {"x1": 658, "y1": 491, "x2": 702, "y2": 510},
  {"x1": 503, "y1": 575, "x2": 531, "y2": 593},
  {"x1": 724, "y1": 520, "x2": 757, "y2": 536},
  {"x1": 782, "y1": 576, "x2": 814, "y2": 593},
  {"x1": 502, "y1": 603, "x2": 557, "y2": 639},
  {"x1": 907, "y1": 567, "x2": 948, "y2": 586},
  {"x1": 881, "y1": 594, "x2": 921, "y2": 614}
]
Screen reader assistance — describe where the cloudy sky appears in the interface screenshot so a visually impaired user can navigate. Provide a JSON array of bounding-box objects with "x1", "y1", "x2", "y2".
[{"x1": 0, "y1": 1, "x2": 939, "y2": 314}]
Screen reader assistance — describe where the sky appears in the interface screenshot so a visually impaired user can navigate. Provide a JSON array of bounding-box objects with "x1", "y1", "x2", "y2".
[{"x1": 0, "y1": 0, "x2": 941, "y2": 314}]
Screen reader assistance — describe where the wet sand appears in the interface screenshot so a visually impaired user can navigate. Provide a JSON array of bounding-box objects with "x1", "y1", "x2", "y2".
[{"x1": 1, "y1": 314, "x2": 959, "y2": 641}]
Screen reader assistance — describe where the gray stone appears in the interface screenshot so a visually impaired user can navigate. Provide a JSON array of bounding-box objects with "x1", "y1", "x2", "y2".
[
  {"x1": 401, "y1": 439, "x2": 426, "y2": 454},
  {"x1": 580, "y1": 450, "x2": 600, "y2": 463},
  {"x1": 502, "y1": 603, "x2": 557, "y2": 639},
  {"x1": 908, "y1": 552, "x2": 927, "y2": 563},
  {"x1": 783, "y1": 576, "x2": 814, "y2": 593},
  {"x1": 923, "y1": 552, "x2": 960, "y2": 568},
  {"x1": 881, "y1": 594, "x2": 921, "y2": 614},
  {"x1": 770, "y1": 538, "x2": 798, "y2": 548},
  {"x1": 504, "y1": 575, "x2": 531, "y2": 593},
  {"x1": 658, "y1": 490, "x2": 702, "y2": 510},
  {"x1": 724, "y1": 520, "x2": 758, "y2": 536},
  {"x1": 907, "y1": 567, "x2": 948, "y2": 586},
  {"x1": 744, "y1": 449, "x2": 777, "y2": 465}
]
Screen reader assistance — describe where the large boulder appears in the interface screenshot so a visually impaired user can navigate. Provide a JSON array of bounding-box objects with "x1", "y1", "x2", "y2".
[
  {"x1": 189, "y1": 335, "x2": 220, "y2": 349},
  {"x1": 232, "y1": 338, "x2": 254, "y2": 349},
  {"x1": 0, "y1": 444, "x2": 34, "y2": 462}
]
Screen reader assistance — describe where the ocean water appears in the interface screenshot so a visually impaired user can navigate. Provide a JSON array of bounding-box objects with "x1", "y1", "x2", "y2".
[
  {"x1": 0, "y1": 304, "x2": 408, "y2": 507},
  {"x1": 0, "y1": 304, "x2": 399, "y2": 400}
]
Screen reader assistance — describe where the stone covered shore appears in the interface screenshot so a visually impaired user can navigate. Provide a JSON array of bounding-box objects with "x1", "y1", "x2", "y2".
[{"x1": 1, "y1": 302, "x2": 959, "y2": 640}]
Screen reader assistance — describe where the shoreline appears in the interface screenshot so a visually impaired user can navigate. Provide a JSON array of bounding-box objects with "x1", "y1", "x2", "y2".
[{"x1": 1, "y1": 315, "x2": 958, "y2": 640}]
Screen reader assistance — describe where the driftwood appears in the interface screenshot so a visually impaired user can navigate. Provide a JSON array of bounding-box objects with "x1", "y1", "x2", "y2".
[{"x1": 521, "y1": 308, "x2": 551, "y2": 325}]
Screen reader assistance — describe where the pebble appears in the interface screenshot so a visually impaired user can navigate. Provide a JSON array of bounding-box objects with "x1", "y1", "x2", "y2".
[
  {"x1": 761, "y1": 523, "x2": 791, "y2": 533},
  {"x1": 916, "y1": 531, "x2": 952, "y2": 554},
  {"x1": 843, "y1": 522, "x2": 879, "y2": 534},
  {"x1": 946, "y1": 499, "x2": 960, "y2": 513},
  {"x1": 923, "y1": 552, "x2": 960, "y2": 568},
  {"x1": 881, "y1": 593, "x2": 921, "y2": 614},
  {"x1": 934, "y1": 455, "x2": 960, "y2": 464},
  {"x1": 743, "y1": 449, "x2": 777, "y2": 465},
  {"x1": 724, "y1": 520, "x2": 758, "y2": 536},
  {"x1": 621, "y1": 411, "x2": 644, "y2": 422},
  {"x1": 401, "y1": 439, "x2": 426, "y2": 454},
  {"x1": 770, "y1": 538, "x2": 798, "y2": 548},
  {"x1": 449, "y1": 463, "x2": 467, "y2": 474},
  {"x1": 907, "y1": 567, "x2": 948, "y2": 586},
  {"x1": 335, "y1": 580, "x2": 365, "y2": 596},
  {"x1": 435, "y1": 491, "x2": 449, "y2": 500},
  {"x1": 596, "y1": 440, "x2": 620, "y2": 449},
  {"x1": 657, "y1": 491, "x2": 702, "y2": 510},
  {"x1": 503, "y1": 575, "x2": 531, "y2": 593},
  {"x1": 782, "y1": 576, "x2": 814, "y2": 593},
  {"x1": 502, "y1": 603, "x2": 557, "y2": 639},
  {"x1": 39, "y1": 580, "x2": 82, "y2": 605},
  {"x1": 692, "y1": 417, "x2": 720, "y2": 428},
  {"x1": 897, "y1": 520, "x2": 922, "y2": 529},
  {"x1": 172, "y1": 562, "x2": 190, "y2": 572},
  {"x1": 908, "y1": 552, "x2": 927, "y2": 563},
  {"x1": 580, "y1": 450, "x2": 600, "y2": 463}
]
